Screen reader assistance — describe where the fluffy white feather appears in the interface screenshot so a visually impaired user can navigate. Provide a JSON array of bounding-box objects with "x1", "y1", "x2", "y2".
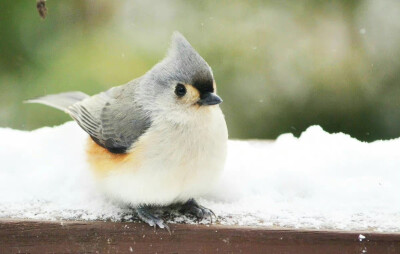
[{"x1": 96, "y1": 106, "x2": 228, "y2": 205}]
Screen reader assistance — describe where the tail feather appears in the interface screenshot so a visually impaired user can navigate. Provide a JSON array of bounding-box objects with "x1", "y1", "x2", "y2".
[{"x1": 25, "y1": 91, "x2": 89, "y2": 112}]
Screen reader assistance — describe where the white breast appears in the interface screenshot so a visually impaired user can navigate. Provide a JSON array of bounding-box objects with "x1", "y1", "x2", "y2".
[{"x1": 97, "y1": 106, "x2": 228, "y2": 206}]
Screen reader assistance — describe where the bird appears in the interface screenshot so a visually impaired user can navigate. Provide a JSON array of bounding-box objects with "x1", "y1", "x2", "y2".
[{"x1": 26, "y1": 32, "x2": 228, "y2": 231}]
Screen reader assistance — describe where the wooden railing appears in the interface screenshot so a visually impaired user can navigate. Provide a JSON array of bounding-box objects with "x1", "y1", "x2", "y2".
[{"x1": 0, "y1": 219, "x2": 399, "y2": 253}]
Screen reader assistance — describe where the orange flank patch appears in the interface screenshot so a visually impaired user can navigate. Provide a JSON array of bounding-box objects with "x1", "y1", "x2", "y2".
[{"x1": 86, "y1": 138, "x2": 142, "y2": 177}]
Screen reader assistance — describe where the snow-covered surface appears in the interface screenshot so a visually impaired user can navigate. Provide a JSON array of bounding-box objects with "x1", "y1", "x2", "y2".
[{"x1": 0, "y1": 122, "x2": 399, "y2": 232}]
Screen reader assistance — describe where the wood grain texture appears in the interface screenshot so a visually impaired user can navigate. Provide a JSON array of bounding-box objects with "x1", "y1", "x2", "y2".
[{"x1": 0, "y1": 219, "x2": 399, "y2": 254}]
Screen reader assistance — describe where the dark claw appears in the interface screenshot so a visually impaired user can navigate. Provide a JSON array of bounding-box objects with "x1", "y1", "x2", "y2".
[
  {"x1": 210, "y1": 209, "x2": 217, "y2": 219},
  {"x1": 180, "y1": 199, "x2": 216, "y2": 223},
  {"x1": 164, "y1": 224, "x2": 171, "y2": 234},
  {"x1": 136, "y1": 206, "x2": 171, "y2": 234}
]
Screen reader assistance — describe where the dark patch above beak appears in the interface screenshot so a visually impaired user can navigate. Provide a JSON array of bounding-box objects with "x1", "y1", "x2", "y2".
[{"x1": 198, "y1": 92, "x2": 223, "y2": 106}]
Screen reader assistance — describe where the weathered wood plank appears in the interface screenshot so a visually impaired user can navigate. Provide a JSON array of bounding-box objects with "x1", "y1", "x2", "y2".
[{"x1": 0, "y1": 219, "x2": 399, "y2": 254}]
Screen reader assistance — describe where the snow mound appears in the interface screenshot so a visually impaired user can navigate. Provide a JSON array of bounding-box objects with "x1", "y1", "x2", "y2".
[{"x1": 0, "y1": 122, "x2": 399, "y2": 232}]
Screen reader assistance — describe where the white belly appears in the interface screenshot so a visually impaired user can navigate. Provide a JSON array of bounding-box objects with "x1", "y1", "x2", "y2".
[{"x1": 95, "y1": 107, "x2": 228, "y2": 206}]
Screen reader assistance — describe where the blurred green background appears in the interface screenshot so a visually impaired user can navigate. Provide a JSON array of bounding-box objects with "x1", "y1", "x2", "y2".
[{"x1": 1, "y1": 0, "x2": 400, "y2": 141}]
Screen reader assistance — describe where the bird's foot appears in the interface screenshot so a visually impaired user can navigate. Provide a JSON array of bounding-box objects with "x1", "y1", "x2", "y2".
[
  {"x1": 136, "y1": 206, "x2": 171, "y2": 234},
  {"x1": 180, "y1": 198, "x2": 216, "y2": 223}
]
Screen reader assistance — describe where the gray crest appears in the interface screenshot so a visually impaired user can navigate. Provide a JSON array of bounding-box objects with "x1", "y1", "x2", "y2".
[{"x1": 151, "y1": 32, "x2": 215, "y2": 94}]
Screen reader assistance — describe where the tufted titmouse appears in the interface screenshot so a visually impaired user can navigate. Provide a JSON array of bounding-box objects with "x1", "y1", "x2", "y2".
[{"x1": 27, "y1": 32, "x2": 228, "y2": 230}]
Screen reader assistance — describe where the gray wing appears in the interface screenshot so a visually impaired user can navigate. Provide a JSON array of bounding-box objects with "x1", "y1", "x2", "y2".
[{"x1": 68, "y1": 81, "x2": 151, "y2": 154}]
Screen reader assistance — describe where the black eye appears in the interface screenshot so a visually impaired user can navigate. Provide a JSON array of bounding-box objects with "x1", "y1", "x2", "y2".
[{"x1": 175, "y1": 83, "x2": 187, "y2": 97}]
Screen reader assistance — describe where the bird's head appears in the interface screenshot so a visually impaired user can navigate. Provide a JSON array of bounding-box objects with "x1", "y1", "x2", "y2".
[{"x1": 140, "y1": 32, "x2": 222, "y2": 120}]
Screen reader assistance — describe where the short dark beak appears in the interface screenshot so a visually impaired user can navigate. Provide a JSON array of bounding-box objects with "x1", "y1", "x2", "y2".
[{"x1": 198, "y1": 92, "x2": 223, "y2": 106}]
